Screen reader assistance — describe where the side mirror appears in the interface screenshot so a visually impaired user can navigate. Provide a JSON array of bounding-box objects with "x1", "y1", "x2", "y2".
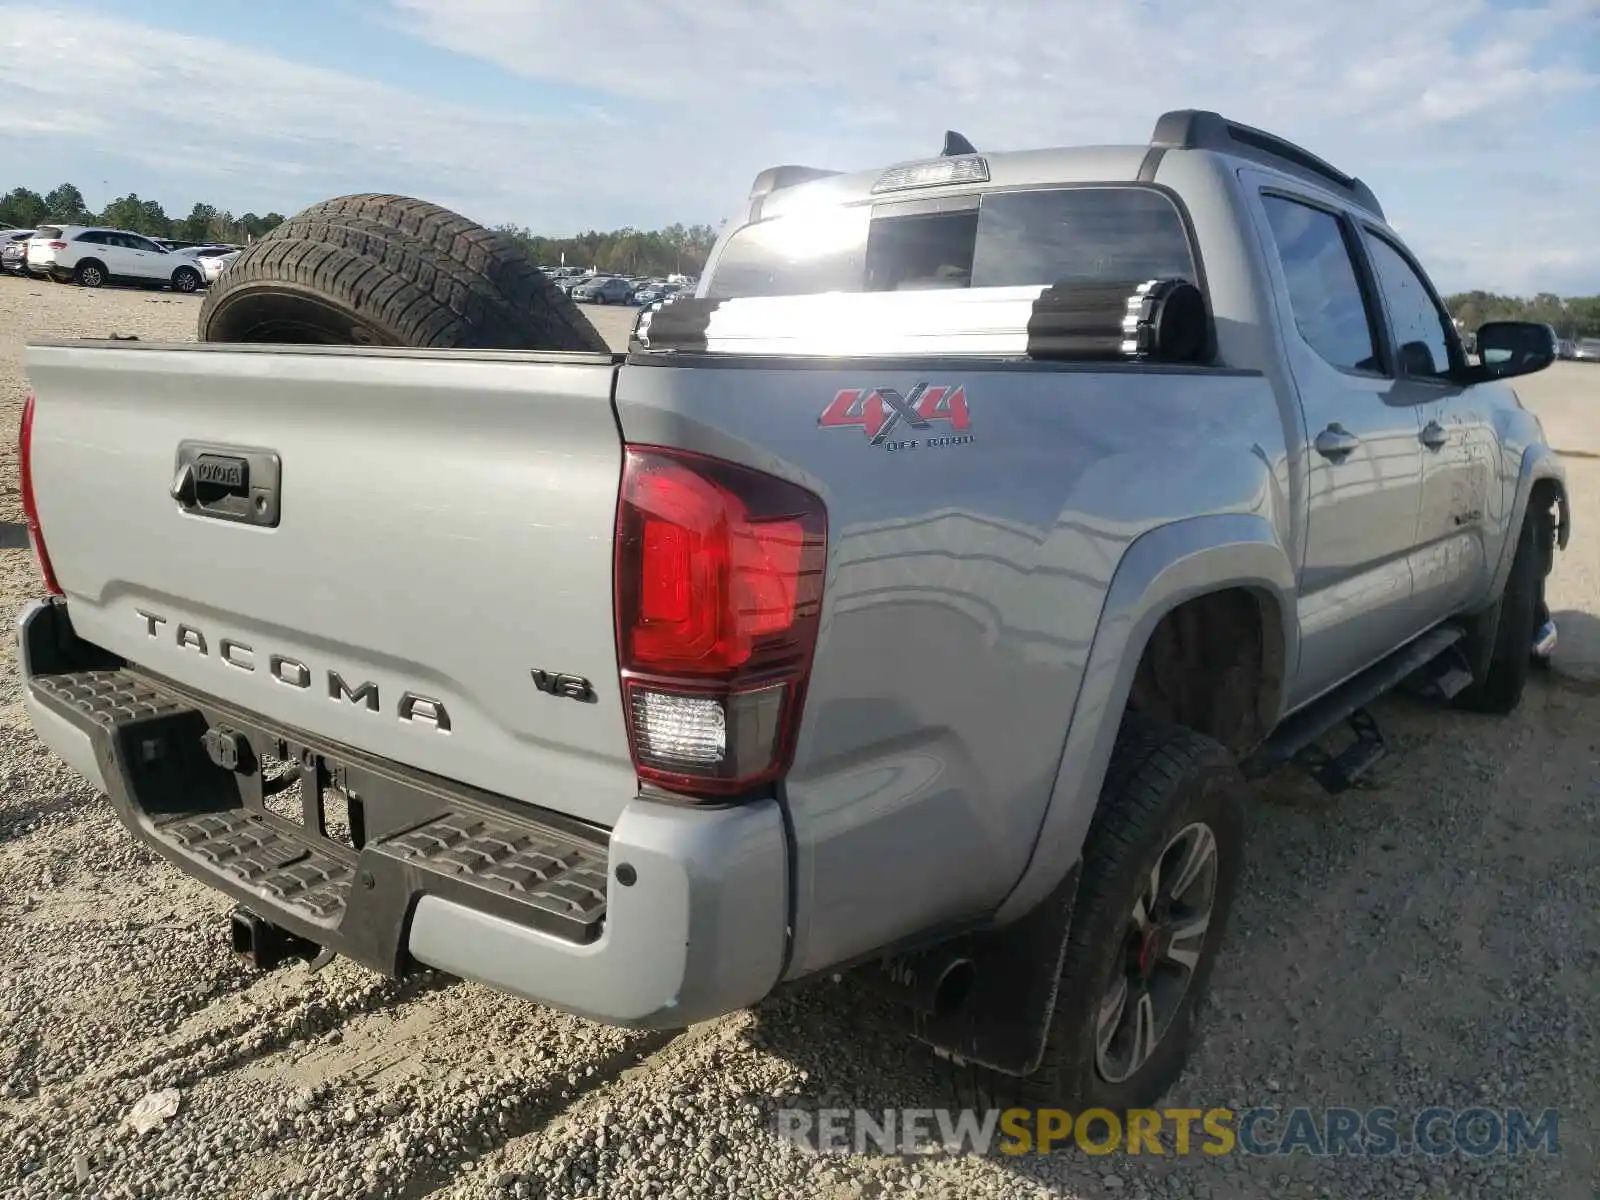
[{"x1": 1474, "y1": 321, "x2": 1556, "y2": 380}]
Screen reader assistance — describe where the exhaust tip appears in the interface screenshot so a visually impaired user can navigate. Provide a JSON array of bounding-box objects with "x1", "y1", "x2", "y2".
[{"x1": 933, "y1": 957, "x2": 976, "y2": 1017}]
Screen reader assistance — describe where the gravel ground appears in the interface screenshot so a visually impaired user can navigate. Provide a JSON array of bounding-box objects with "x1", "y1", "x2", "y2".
[{"x1": 1, "y1": 279, "x2": 1597, "y2": 1200}]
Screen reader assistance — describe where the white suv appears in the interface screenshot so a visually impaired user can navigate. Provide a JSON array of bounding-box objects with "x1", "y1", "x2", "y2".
[{"x1": 27, "y1": 226, "x2": 207, "y2": 292}]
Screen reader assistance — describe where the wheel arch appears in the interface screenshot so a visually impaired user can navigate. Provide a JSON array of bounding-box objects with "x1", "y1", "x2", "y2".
[
  {"x1": 994, "y1": 512, "x2": 1295, "y2": 925},
  {"x1": 1488, "y1": 445, "x2": 1569, "y2": 604}
]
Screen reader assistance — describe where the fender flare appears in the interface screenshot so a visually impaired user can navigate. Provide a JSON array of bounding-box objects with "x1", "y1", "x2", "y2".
[
  {"x1": 1487, "y1": 444, "x2": 1569, "y2": 604},
  {"x1": 994, "y1": 512, "x2": 1296, "y2": 925}
]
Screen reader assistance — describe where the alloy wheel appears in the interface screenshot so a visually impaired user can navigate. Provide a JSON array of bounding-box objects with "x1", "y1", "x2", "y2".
[{"x1": 1095, "y1": 821, "x2": 1219, "y2": 1084}]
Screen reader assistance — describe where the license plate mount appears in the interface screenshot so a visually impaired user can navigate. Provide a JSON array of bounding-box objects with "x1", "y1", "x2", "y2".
[{"x1": 244, "y1": 735, "x2": 365, "y2": 854}]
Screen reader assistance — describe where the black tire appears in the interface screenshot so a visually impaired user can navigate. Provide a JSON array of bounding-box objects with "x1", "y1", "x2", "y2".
[
  {"x1": 1454, "y1": 505, "x2": 1542, "y2": 714},
  {"x1": 198, "y1": 194, "x2": 608, "y2": 353},
  {"x1": 74, "y1": 260, "x2": 106, "y2": 288},
  {"x1": 1019, "y1": 715, "x2": 1244, "y2": 1112},
  {"x1": 171, "y1": 266, "x2": 201, "y2": 294}
]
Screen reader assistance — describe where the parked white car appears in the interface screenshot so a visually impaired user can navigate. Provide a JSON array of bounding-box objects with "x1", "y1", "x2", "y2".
[
  {"x1": 27, "y1": 226, "x2": 208, "y2": 292},
  {"x1": 194, "y1": 248, "x2": 241, "y2": 286}
]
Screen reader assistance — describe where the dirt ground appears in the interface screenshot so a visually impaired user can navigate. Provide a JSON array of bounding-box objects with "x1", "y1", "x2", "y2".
[{"x1": 0, "y1": 279, "x2": 1596, "y2": 1200}]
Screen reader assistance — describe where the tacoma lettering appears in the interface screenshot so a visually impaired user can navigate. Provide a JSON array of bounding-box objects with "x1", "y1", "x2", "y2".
[
  {"x1": 270, "y1": 655, "x2": 311, "y2": 688},
  {"x1": 131, "y1": 611, "x2": 452, "y2": 731},
  {"x1": 328, "y1": 671, "x2": 380, "y2": 712}
]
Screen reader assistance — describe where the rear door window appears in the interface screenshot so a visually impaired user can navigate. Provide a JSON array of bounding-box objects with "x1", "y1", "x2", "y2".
[
  {"x1": 706, "y1": 186, "x2": 1198, "y2": 300},
  {"x1": 1258, "y1": 194, "x2": 1383, "y2": 374}
]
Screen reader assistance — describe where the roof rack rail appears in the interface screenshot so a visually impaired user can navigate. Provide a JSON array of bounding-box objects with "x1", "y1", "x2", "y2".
[
  {"x1": 748, "y1": 165, "x2": 844, "y2": 201},
  {"x1": 745, "y1": 164, "x2": 844, "y2": 221},
  {"x1": 1150, "y1": 109, "x2": 1384, "y2": 220}
]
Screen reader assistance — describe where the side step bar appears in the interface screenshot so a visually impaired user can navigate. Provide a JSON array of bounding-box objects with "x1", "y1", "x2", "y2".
[{"x1": 1244, "y1": 625, "x2": 1467, "y2": 793}]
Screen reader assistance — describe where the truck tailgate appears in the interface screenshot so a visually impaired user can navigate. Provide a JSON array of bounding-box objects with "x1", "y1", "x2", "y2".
[{"x1": 24, "y1": 342, "x2": 636, "y2": 829}]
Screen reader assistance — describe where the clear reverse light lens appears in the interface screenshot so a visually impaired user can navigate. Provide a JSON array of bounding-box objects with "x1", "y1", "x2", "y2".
[{"x1": 632, "y1": 690, "x2": 727, "y2": 766}]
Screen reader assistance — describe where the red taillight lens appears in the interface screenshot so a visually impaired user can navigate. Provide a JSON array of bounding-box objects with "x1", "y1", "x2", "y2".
[
  {"x1": 45, "y1": 241, "x2": 67, "y2": 250},
  {"x1": 18, "y1": 394, "x2": 62, "y2": 596},
  {"x1": 615, "y1": 446, "x2": 827, "y2": 797}
]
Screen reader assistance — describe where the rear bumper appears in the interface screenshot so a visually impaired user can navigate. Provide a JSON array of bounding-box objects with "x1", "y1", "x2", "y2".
[{"x1": 17, "y1": 597, "x2": 789, "y2": 1028}]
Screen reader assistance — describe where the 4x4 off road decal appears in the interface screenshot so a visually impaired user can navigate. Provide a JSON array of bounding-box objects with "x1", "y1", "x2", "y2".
[{"x1": 818, "y1": 383, "x2": 974, "y2": 451}]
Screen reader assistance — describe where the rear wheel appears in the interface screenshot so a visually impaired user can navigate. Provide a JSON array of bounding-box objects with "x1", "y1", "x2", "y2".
[
  {"x1": 1019, "y1": 716, "x2": 1244, "y2": 1111},
  {"x1": 1455, "y1": 504, "x2": 1545, "y2": 714},
  {"x1": 74, "y1": 261, "x2": 106, "y2": 288},
  {"x1": 198, "y1": 194, "x2": 607, "y2": 352}
]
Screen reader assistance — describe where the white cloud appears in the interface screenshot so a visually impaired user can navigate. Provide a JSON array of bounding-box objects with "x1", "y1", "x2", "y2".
[
  {"x1": 0, "y1": 1, "x2": 1596, "y2": 292},
  {"x1": 0, "y1": 7, "x2": 704, "y2": 227},
  {"x1": 379, "y1": 0, "x2": 1600, "y2": 293}
]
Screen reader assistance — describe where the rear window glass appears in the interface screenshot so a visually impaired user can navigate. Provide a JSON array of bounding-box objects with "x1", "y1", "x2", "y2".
[
  {"x1": 705, "y1": 186, "x2": 1197, "y2": 300},
  {"x1": 35, "y1": 226, "x2": 63, "y2": 239}
]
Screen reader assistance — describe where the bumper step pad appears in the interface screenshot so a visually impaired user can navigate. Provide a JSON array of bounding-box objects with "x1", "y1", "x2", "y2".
[
  {"x1": 386, "y1": 816, "x2": 608, "y2": 934},
  {"x1": 165, "y1": 810, "x2": 354, "y2": 922},
  {"x1": 29, "y1": 665, "x2": 611, "y2": 971}
]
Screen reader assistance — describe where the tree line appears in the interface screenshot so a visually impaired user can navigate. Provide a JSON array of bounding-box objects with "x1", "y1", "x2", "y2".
[
  {"x1": 1445, "y1": 292, "x2": 1600, "y2": 341},
  {"x1": 1, "y1": 183, "x2": 286, "y2": 246},
  {"x1": 1, "y1": 180, "x2": 720, "y2": 277},
  {"x1": 492, "y1": 222, "x2": 719, "y2": 278}
]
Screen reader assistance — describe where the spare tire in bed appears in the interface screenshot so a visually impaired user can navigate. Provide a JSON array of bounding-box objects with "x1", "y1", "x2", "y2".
[{"x1": 197, "y1": 193, "x2": 609, "y2": 353}]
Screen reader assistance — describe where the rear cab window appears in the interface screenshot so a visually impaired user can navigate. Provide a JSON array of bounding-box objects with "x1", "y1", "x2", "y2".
[{"x1": 703, "y1": 186, "x2": 1199, "y2": 300}]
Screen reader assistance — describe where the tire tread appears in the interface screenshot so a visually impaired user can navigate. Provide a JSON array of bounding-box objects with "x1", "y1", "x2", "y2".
[
  {"x1": 1015, "y1": 715, "x2": 1240, "y2": 1110},
  {"x1": 199, "y1": 195, "x2": 608, "y2": 353}
]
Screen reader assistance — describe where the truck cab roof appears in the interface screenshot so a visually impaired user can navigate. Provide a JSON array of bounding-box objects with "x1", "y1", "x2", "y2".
[{"x1": 746, "y1": 108, "x2": 1385, "y2": 226}]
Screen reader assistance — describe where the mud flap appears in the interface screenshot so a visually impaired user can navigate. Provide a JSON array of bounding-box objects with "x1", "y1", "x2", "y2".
[{"x1": 910, "y1": 862, "x2": 1082, "y2": 1077}]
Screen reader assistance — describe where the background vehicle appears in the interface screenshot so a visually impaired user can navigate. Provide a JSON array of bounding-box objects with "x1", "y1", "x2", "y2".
[
  {"x1": 631, "y1": 281, "x2": 683, "y2": 306},
  {"x1": 17, "y1": 110, "x2": 1566, "y2": 1113},
  {"x1": 172, "y1": 244, "x2": 243, "y2": 288},
  {"x1": 194, "y1": 248, "x2": 241, "y2": 286},
  {"x1": 1574, "y1": 338, "x2": 1600, "y2": 362},
  {"x1": 572, "y1": 274, "x2": 636, "y2": 304},
  {"x1": 27, "y1": 225, "x2": 208, "y2": 292},
  {"x1": 0, "y1": 227, "x2": 33, "y2": 275}
]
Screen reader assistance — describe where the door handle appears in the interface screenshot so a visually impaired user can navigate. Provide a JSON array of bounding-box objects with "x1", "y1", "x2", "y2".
[
  {"x1": 1420, "y1": 420, "x2": 1448, "y2": 450},
  {"x1": 1314, "y1": 423, "x2": 1361, "y2": 462}
]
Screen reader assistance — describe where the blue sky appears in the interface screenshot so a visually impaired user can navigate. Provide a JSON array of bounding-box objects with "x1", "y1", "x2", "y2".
[{"x1": 1, "y1": 0, "x2": 1596, "y2": 294}]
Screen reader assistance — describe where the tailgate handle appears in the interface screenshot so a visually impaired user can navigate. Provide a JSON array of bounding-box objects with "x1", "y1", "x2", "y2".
[{"x1": 172, "y1": 442, "x2": 282, "y2": 528}]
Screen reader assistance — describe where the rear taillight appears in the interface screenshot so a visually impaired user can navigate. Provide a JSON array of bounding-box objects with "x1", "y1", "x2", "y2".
[
  {"x1": 615, "y1": 446, "x2": 826, "y2": 798},
  {"x1": 18, "y1": 394, "x2": 62, "y2": 596},
  {"x1": 45, "y1": 241, "x2": 67, "y2": 250}
]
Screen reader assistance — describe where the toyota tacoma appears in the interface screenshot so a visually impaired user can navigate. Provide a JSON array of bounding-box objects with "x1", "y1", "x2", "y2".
[{"x1": 17, "y1": 109, "x2": 1568, "y2": 1109}]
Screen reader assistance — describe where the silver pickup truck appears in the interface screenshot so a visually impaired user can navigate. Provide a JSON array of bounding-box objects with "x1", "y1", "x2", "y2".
[{"x1": 17, "y1": 109, "x2": 1568, "y2": 1111}]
